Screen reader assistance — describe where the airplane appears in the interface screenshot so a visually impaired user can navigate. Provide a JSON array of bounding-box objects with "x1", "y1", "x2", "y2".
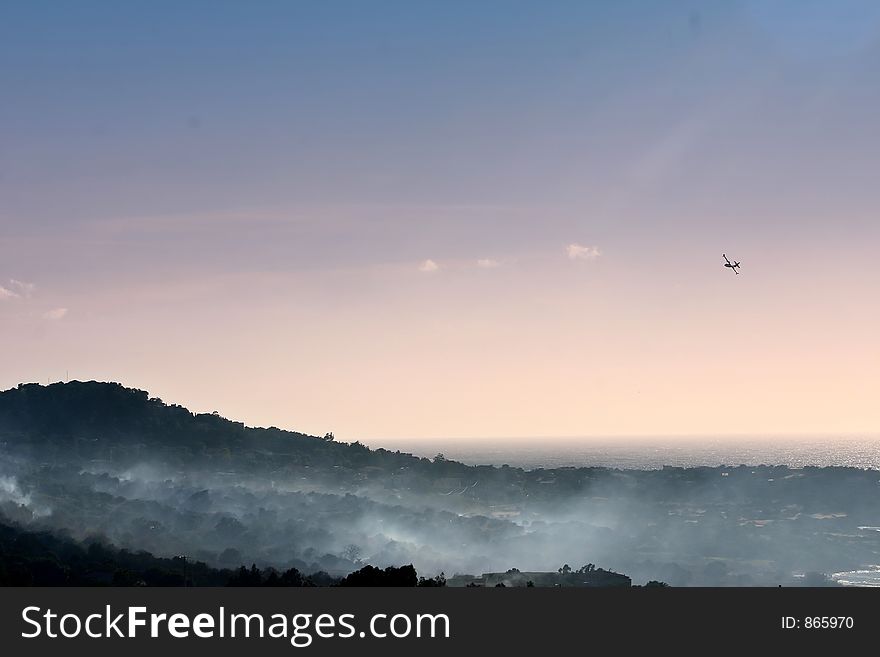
[{"x1": 722, "y1": 254, "x2": 741, "y2": 274}]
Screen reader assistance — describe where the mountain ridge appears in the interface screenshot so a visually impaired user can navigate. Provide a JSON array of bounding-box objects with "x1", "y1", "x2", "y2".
[{"x1": 0, "y1": 381, "x2": 430, "y2": 474}]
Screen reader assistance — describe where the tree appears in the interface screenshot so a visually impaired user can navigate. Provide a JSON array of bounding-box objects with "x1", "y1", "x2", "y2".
[
  {"x1": 417, "y1": 572, "x2": 446, "y2": 587},
  {"x1": 338, "y1": 564, "x2": 419, "y2": 587},
  {"x1": 341, "y1": 544, "x2": 362, "y2": 563},
  {"x1": 227, "y1": 564, "x2": 264, "y2": 586}
]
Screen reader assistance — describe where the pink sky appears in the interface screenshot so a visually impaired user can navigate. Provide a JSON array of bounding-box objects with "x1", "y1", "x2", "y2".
[{"x1": 2, "y1": 2, "x2": 879, "y2": 439}]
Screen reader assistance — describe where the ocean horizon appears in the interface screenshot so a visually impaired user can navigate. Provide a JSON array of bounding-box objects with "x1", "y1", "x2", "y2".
[{"x1": 364, "y1": 436, "x2": 880, "y2": 471}]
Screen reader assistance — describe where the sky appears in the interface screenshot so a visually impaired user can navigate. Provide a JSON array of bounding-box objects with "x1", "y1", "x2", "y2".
[{"x1": 2, "y1": 1, "x2": 879, "y2": 441}]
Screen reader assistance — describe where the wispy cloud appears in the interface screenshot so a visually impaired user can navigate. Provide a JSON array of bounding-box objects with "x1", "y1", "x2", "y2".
[
  {"x1": 42, "y1": 308, "x2": 68, "y2": 321},
  {"x1": 10, "y1": 279, "x2": 35, "y2": 297},
  {"x1": 419, "y1": 259, "x2": 439, "y2": 273},
  {"x1": 0, "y1": 279, "x2": 35, "y2": 300},
  {"x1": 566, "y1": 244, "x2": 602, "y2": 260},
  {"x1": 476, "y1": 258, "x2": 500, "y2": 269}
]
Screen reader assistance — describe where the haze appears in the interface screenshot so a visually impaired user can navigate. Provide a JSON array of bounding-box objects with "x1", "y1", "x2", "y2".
[{"x1": 2, "y1": 1, "x2": 879, "y2": 440}]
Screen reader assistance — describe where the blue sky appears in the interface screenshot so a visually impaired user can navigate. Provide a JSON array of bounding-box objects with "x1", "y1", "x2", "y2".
[{"x1": 2, "y1": 1, "x2": 879, "y2": 438}]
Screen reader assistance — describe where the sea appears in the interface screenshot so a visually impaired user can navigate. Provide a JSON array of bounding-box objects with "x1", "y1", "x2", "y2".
[
  {"x1": 365, "y1": 436, "x2": 880, "y2": 471},
  {"x1": 366, "y1": 435, "x2": 880, "y2": 586}
]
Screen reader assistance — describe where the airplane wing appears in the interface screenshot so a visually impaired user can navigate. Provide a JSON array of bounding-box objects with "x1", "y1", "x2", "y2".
[{"x1": 722, "y1": 254, "x2": 732, "y2": 265}]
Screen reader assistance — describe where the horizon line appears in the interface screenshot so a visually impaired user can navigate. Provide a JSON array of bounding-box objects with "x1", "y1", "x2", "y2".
[{"x1": 7, "y1": 380, "x2": 879, "y2": 444}]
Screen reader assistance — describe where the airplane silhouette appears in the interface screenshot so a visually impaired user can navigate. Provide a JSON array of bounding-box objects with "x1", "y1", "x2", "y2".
[{"x1": 723, "y1": 254, "x2": 741, "y2": 274}]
